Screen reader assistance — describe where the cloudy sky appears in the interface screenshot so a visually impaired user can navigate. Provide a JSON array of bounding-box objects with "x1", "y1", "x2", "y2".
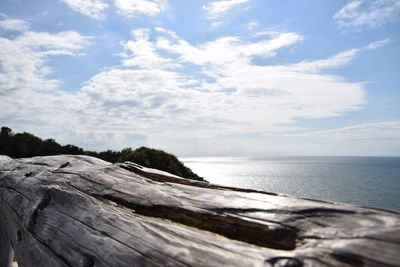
[{"x1": 0, "y1": 0, "x2": 399, "y2": 156}]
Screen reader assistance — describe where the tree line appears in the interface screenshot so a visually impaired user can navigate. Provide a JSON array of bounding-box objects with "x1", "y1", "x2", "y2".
[{"x1": 0, "y1": 126, "x2": 203, "y2": 181}]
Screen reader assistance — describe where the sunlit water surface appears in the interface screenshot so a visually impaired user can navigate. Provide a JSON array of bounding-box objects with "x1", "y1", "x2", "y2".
[{"x1": 182, "y1": 157, "x2": 400, "y2": 211}]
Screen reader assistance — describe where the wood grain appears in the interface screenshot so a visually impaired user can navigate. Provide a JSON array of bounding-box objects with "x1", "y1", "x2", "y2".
[{"x1": 0, "y1": 155, "x2": 399, "y2": 267}]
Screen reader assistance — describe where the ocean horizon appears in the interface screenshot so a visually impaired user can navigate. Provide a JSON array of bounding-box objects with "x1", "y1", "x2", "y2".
[{"x1": 182, "y1": 156, "x2": 400, "y2": 211}]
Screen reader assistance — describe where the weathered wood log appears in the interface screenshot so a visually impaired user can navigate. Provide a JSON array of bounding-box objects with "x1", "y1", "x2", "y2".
[
  {"x1": 0, "y1": 155, "x2": 399, "y2": 267},
  {"x1": 0, "y1": 156, "x2": 13, "y2": 267},
  {"x1": 0, "y1": 225, "x2": 13, "y2": 267}
]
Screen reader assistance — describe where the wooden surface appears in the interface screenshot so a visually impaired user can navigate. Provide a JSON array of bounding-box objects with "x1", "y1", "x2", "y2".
[
  {"x1": 0, "y1": 155, "x2": 399, "y2": 267},
  {"x1": 0, "y1": 225, "x2": 13, "y2": 267}
]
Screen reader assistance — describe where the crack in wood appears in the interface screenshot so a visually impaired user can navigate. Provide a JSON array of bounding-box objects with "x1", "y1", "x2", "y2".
[
  {"x1": 59, "y1": 162, "x2": 70, "y2": 169},
  {"x1": 0, "y1": 185, "x2": 31, "y2": 200},
  {"x1": 101, "y1": 194, "x2": 298, "y2": 250},
  {"x1": 265, "y1": 257, "x2": 303, "y2": 267},
  {"x1": 26, "y1": 192, "x2": 51, "y2": 232}
]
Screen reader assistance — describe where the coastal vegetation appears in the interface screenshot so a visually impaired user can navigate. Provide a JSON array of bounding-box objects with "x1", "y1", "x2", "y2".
[{"x1": 0, "y1": 126, "x2": 203, "y2": 181}]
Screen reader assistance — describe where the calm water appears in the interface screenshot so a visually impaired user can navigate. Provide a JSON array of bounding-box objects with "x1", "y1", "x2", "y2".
[{"x1": 182, "y1": 157, "x2": 400, "y2": 211}]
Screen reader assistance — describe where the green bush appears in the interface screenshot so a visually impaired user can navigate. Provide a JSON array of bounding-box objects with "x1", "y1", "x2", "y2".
[
  {"x1": 0, "y1": 126, "x2": 203, "y2": 181},
  {"x1": 120, "y1": 147, "x2": 203, "y2": 181}
]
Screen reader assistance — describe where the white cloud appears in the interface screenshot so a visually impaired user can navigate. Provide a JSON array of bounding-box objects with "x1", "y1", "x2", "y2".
[
  {"x1": 77, "y1": 68, "x2": 200, "y2": 132},
  {"x1": 290, "y1": 49, "x2": 360, "y2": 73},
  {"x1": 0, "y1": 29, "x2": 91, "y2": 94},
  {"x1": 113, "y1": 0, "x2": 166, "y2": 17},
  {"x1": 203, "y1": 0, "x2": 252, "y2": 29},
  {"x1": 210, "y1": 21, "x2": 225, "y2": 30},
  {"x1": 270, "y1": 121, "x2": 400, "y2": 156},
  {"x1": 299, "y1": 121, "x2": 400, "y2": 140},
  {"x1": 203, "y1": 0, "x2": 251, "y2": 18},
  {"x1": 75, "y1": 28, "x2": 366, "y2": 138},
  {"x1": 366, "y1": 38, "x2": 392, "y2": 50},
  {"x1": 120, "y1": 29, "x2": 179, "y2": 69},
  {"x1": 0, "y1": 19, "x2": 91, "y2": 139},
  {"x1": 247, "y1": 21, "x2": 258, "y2": 30},
  {"x1": 334, "y1": 0, "x2": 400, "y2": 30},
  {"x1": 60, "y1": 0, "x2": 109, "y2": 19},
  {"x1": 0, "y1": 18, "x2": 29, "y2": 32},
  {"x1": 60, "y1": 0, "x2": 167, "y2": 19},
  {"x1": 16, "y1": 31, "x2": 92, "y2": 56},
  {"x1": 2, "y1": 24, "x2": 390, "y2": 154},
  {"x1": 156, "y1": 31, "x2": 303, "y2": 68},
  {"x1": 290, "y1": 39, "x2": 391, "y2": 72},
  {"x1": 152, "y1": 121, "x2": 400, "y2": 156},
  {"x1": 253, "y1": 30, "x2": 282, "y2": 37}
]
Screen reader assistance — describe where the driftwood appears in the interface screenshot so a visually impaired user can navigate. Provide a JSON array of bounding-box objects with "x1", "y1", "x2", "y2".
[{"x1": 0, "y1": 155, "x2": 399, "y2": 267}]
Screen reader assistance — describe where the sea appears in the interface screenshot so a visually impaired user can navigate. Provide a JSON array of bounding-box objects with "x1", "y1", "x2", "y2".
[{"x1": 182, "y1": 157, "x2": 400, "y2": 211}]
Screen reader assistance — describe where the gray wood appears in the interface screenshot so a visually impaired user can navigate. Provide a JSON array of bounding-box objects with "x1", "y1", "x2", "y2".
[
  {"x1": 0, "y1": 226, "x2": 13, "y2": 267},
  {"x1": 0, "y1": 155, "x2": 399, "y2": 267},
  {"x1": 0, "y1": 156, "x2": 13, "y2": 267}
]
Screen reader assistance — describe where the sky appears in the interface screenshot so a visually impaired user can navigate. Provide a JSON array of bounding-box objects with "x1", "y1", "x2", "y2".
[{"x1": 0, "y1": 0, "x2": 399, "y2": 156}]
